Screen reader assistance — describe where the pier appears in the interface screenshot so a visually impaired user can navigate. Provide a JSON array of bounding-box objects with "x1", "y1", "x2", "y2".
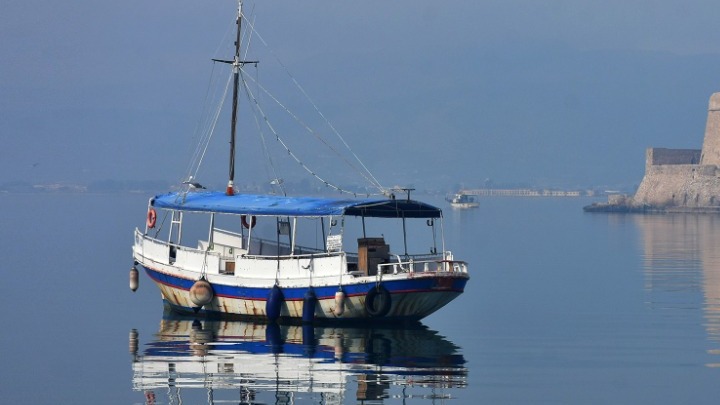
[{"x1": 460, "y1": 188, "x2": 584, "y2": 197}]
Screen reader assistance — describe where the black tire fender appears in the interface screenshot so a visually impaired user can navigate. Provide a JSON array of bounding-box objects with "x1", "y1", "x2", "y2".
[{"x1": 364, "y1": 284, "x2": 392, "y2": 317}]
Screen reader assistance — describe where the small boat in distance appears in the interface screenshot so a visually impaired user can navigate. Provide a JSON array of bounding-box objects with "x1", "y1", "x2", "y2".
[
  {"x1": 130, "y1": 0, "x2": 469, "y2": 323},
  {"x1": 448, "y1": 192, "x2": 479, "y2": 209}
]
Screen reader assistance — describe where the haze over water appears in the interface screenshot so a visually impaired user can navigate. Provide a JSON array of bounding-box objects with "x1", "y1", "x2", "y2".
[{"x1": 2, "y1": 193, "x2": 720, "y2": 403}]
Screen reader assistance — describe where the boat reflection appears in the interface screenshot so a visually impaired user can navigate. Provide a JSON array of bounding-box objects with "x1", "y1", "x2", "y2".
[{"x1": 130, "y1": 312, "x2": 466, "y2": 404}]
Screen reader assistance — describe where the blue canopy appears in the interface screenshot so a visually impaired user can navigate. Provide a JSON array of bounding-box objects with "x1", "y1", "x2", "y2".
[{"x1": 151, "y1": 191, "x2": 442, "y2": 218}]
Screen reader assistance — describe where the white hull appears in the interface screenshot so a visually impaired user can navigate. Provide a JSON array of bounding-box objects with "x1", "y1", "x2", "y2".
[
  {"x1": 448, "y1": 193, "x2": 479, "y2": 209},
  {"x1": 134, "y1": 229, "x2": 469, "y2": 322}
]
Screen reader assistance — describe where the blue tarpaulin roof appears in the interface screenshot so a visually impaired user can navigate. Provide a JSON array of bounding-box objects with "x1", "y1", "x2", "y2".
[{"x1": 151, "y1": 191, "x2": 442, "y2": 218}]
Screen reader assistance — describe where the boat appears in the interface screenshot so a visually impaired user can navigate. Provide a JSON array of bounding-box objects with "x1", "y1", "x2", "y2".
[
  {"x1": 129, "y1": 313, "x2": 467, "y2": 403},
  {"x1": 130, "y1": 0, "x2": 469, "y2": 323},
  {"x1": 448, "y1": 193, "x2": 479, "y2": 209}
]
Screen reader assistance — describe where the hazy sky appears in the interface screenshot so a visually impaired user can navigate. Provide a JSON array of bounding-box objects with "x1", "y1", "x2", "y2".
[{"x1": 2, "y1": 0, "x2": 720, "y2": 191}]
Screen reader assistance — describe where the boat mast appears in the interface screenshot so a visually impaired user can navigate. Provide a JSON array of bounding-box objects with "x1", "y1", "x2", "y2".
[
  {"x1": 227, "y1": 1, "x2": 242, "y2": 196},
  {"x1": 213, "y1": 1, "x2": 257, "y2": 195}
]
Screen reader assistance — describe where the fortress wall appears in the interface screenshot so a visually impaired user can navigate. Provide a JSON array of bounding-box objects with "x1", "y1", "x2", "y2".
[
  {"x1": 645, "y1": 148, "x2": 701, "y2": 171},
  {"x1": 632, "y1": 164, "x2": 720, "y2": 207},
  {"x1": 589, "y1": 92, "x2": 720, "y2": 212},
  {"x1": 700, "y1": 93, "x2": 720, "y2": 166},
  {"x1": 630, "y1": 92, "x2": 720, "y2": 210}
]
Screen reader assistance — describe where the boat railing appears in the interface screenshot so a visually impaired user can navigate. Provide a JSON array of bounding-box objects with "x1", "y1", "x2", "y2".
[
  {"x1": 206, "y1": 229, "x2": 328, "y2": 258},
  {"x1": 240, "y1": 250, "x2": 346, "y2": 261},
  {"x1": 234, "y1": 250, "x2": 349, "y2": 277},
  {"x1": 212, "y1": 227, "x2": 331, "y2": 255},
  {"x1": 375, "y1": 251, "x2": 469, "y2": 281},
  {"x1": 258, "y1": 237, "x2": 328, "y2": 256},
  {"x1": 135, "y1": 229, "x2": 357, "y2": 274},
  {"x1": 135, "y1": 229, "x2": 468, "y2": 278},
  {"x1": 135, "y1": 229, "x2": 222, "y2": 272}
]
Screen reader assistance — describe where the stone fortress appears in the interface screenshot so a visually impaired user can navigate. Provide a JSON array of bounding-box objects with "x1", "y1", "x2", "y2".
[{"x1": 586, "y1": 92, "x2": 720, "y2": 212}]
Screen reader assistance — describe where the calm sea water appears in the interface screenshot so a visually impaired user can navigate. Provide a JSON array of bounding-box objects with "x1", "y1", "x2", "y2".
[{"x1": 2, "y1": 192, "x2": 720, "y2": 404}]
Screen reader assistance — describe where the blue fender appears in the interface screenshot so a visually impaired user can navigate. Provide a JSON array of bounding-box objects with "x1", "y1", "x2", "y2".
[
  {"x1": 302, "y1": 289, "x2": 317, "y2": 323},
  {"x1": 266, "y1": 285, "x2": 284, "y2": 322}
]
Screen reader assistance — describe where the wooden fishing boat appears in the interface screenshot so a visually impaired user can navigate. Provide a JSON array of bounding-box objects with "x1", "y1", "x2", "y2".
[{"x1": 130, "y1": 0, "x2": 469, "y2": 323}]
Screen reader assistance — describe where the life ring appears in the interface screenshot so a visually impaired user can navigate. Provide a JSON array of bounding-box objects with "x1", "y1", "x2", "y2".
[
  {"x1": 146, "y1": 208, "x2": 157, "y2": 229},
  {"x1": 364, "y1": 284, "x2": 392, "y2": 317},
  {"x1": 241, "y1": 215, "x2": 256, "y2": 229}
]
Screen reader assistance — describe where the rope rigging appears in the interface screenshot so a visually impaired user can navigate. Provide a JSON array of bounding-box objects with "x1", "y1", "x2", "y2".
[
  {"x1": 239, "y1": 67, "x2": 382, "y2": 197},
  {"x1": 240, "y1": 65, "x2": 287, "y2": 196},
  {"x1": 183, "y1": 5, "x2": 387, "y2": 197},
  {"x1": 241, "y1": 15, "x2": 387, "y2": 195},
  {"x1": 185, "y1": 69, "x2": 233, "y2": 185}
]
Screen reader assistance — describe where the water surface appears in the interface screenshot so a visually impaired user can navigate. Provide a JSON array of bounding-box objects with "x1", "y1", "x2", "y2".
[{"x1": 2, "y1": 193, "x2": 720, "y2": 403}]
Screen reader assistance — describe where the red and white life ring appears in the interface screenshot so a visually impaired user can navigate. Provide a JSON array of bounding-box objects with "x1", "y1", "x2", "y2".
[
  {"x1": 241, "y1": 215, "x2": 256, "y2": 229},
  {"x1": 146, "y1": 208, "x2": 157, "y2": 229}
]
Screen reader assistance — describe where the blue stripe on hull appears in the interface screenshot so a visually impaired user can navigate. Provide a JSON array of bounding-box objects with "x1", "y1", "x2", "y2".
[{"x1": 141, "y1": 265, "x2": 467, "y2": 300}]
